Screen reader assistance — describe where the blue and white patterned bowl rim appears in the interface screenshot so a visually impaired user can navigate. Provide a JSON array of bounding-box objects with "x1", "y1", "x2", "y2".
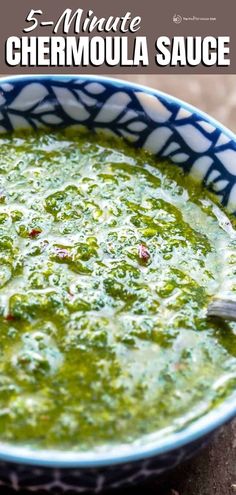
[{"x1": 0, "y1": 74, "x2": 235, "y2": 468}]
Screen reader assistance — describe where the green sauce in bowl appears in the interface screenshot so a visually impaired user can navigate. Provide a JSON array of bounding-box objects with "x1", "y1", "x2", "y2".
[{"x1": 0, "y1": 129, "x2": 235, "y2": 450}]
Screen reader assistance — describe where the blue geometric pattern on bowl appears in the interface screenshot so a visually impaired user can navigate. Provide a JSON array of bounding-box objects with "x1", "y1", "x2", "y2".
[
  {"x1": 0, "y1": 434, "x2": 211, "y2": 492},
  {"x1": 0, "y1": 75, "x2": 235, "y2": 492},
  {"x1": 1, "y1": 75, "x2": 236, "y2": 212}
]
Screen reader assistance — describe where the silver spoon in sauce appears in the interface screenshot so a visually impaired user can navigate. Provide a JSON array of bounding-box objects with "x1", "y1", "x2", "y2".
[{"x1": 207, "y1": 299, "x2": 236, "y2": 322}]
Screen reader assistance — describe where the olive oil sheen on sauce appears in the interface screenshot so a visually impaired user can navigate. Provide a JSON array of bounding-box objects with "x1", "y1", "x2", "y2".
[{"x1": 0, "y1": 129, "x2": 235, "y2": 450}]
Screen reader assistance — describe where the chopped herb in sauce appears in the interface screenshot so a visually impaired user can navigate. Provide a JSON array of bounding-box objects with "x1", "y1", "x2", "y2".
[{"x1": 0, "y1": 128, "x2": 234, "y2": 451}]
